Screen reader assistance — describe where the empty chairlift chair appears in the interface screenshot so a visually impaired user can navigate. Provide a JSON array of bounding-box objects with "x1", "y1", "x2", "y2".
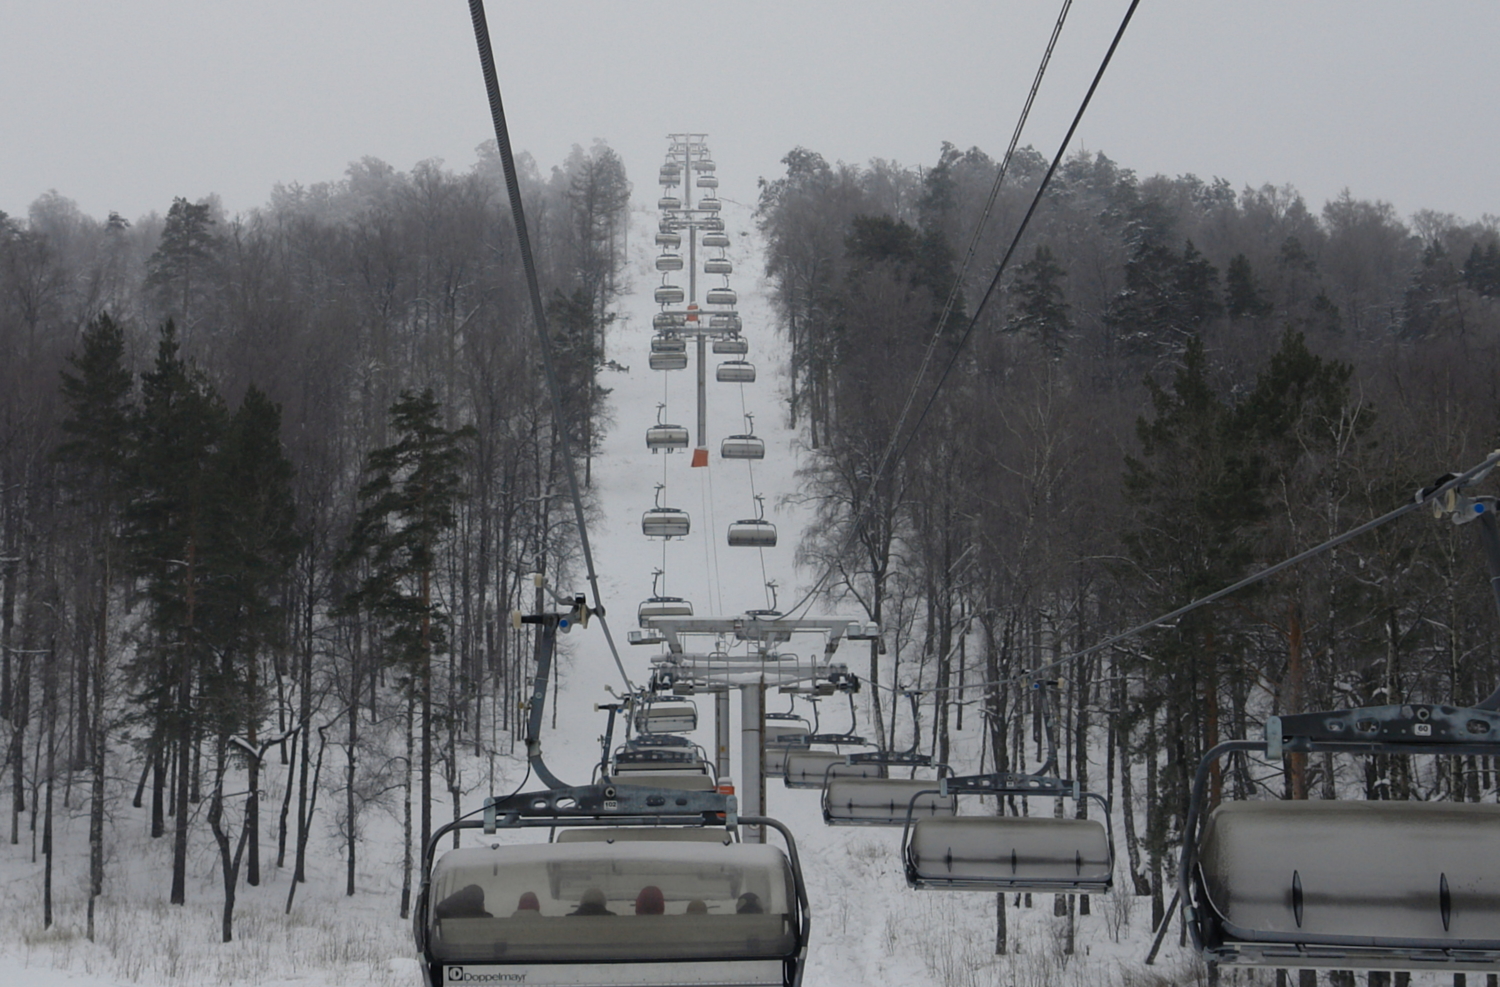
[
  {"x1": 706, "y1": 287, "x2": 737, "y2": 307},
  {"x1": 641, "y1": 508, "x2": 689, "y2": 539},
  {"x1": 782, "y1": 751, "x2": 883, "y2": 790},
  {"x1": 656, "y1": 253, "x2": 684, "y2": 272},
  {"x1": 655, "y1": 284, "x2": 685, "y2": 306},
  {"x1": 701, "y1": 218, "x2": 725, "y2": 232},
  {"x1": 822, "y1": 778, "x2": 956, "y2": 827},
  {"x1": 1183, "y1": 703, "x2": 1500, "y2": 972},
  {"x1": 704, "y1": 257, "x2": 732, "y2": 275},
  {"x1": 658, "y1": 195, "x2": 681, "y2": 211},
  {"x1": 610, "y1": 746, "x2": 715, "y2": 792},
  {"x1": 696, "y1": 173, "x2": 718, "y2": 188},
  {"x1": 650, "y1": 333, "x2": 688, "y2": 370},
  {"x1": 721, "y1": 434, "x2": 765, "y2": 461},
  {"x1": 645, "y1": 424, "x2": 689, "y2": 453},
  {"x1": 761, "y1": 715, "x2": 812, "y2": 779},
  {"x1": 699, "y1": 197, "x2": 722, "y2": 212},
  {"x1": 659, "y1": 162, "x2": 681, "y2": 185},
  {"x1": 901, "y1": 773, "x2": 1113, "y2": 893},
  {"x1": 637, "y1": 596, "x2": 692, "y2": 627},
  {"x1": 728, "y1": 519, "x2": 776, "y2": 548},
  {"x1": 703, "y1": 232, "x2": 730, "y2": 249},
  {"x1": 655, "y1": 231, "x2": 681, "y2": 249},
  {"x1": 633, "y1": 696, "x2": 699, "y2": 735},
  {"x1": 716, "y1": 360, "x2": 756, "y2": 384},
  {"x1": 650, "y1": 351, "x2": 688, "y2": 371},
  {"x1": 694, "y1": 158, "x2": 716, "y2": 172},
  {"x1": 713, "y1": 335, "x2": 748, "y2": 355}
]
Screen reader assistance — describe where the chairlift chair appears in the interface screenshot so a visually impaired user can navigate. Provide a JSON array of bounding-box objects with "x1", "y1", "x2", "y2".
[
  {"x1": 782, "y1": 750, "x2": 884, "y2": 790},
  {"x1": 704, "y1": 257, "x2": 732, "y2": 275},
  {"x1": 699, "y1": 197, "x2": 722, "y2": 212},
  {"x1": 701, "y1": 218, "x2": 725, "y2": 232},
  {"x1": 705, "y1": 287, "x2": 737, "y2": 306},
  {"x1": 713, "y1": 336, "x2": 748, "y2": 355},
  {"x1": 610, "y1": 748, "x2": 715, "y2": 792},
  {"x1": 416, "y1": 599, "x2": 809, "y2": 987},
  {"x1": 641, "y1": 508, "x2": 689, "y2": 539},
  {"x1": 693, "y1": 158, "x2": 716, "y2": 172},
  {"x1": 900, "y1": 773, "x2": 1113, "y2": 893},
  {"x1": 416, "y1": 793, "x2": 809, "y2": 987},
  {"x1": 709, "y1": 314, "x2": 742, "y2": 331},
  {"x1": 655, "y1": 231, "x2": 681, "y2": 249},
  {"x1": 702, "y1": 232, "x2": 730, "y2": 248},
  {"x1": 721, "y1": 434, "x2": 765, "y2": 461},
  {"x1": 658, "y1": 195, "x2": 681, "y2": 211},
  {"x1": 696, "y1": 174, "x2": 719, "y2": 189},
  {"x1": 649, "y1": 352, "x2": 688, "y2": 371},
  {"x1": 1183, "y1": 702, "x2": 1500, "y2": 972},
  {"x1": 637, "y1": 597, "x2": 692, "y2": 627},
  {"x1": 728, "y1": 519, "x2": 777, "y2": 548},
  {"x1": 651, "y1": 335, "x2": 686, "y2": 354},
  {"x1": 653, "y1": 312, "x2": 685, "y2": 331},
  {"x1": 656, "y1": 253, "x2": 684, "y2": 272},
  {"x1": 822, "y1": 777, "x2": 956, "y2": 827},
  {"x1": 632, "y1": 695, "x2": 700, "y2": 735},
  {"x1": 716, "y1": 360, "x2": 756, "y2": 384},
  {"x1": 645, "y1": 424, "x2": 689, "y2": 453},
  {"x1": 655, "y1": 285, "x2": 685, "y2": 306}
]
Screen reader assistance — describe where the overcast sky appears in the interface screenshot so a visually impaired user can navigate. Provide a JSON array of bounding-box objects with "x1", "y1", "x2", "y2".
[{"x1": 3, "y1": 1, "x2": 1497, "y2": 228}]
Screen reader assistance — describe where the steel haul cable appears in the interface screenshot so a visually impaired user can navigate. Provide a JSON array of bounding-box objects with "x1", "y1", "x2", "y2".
[
  {"x1": 785, "y1": 0, "x2": 1132, "y2": 620},
  {"x1": 466, "y1": 0, "x2": 634, "y2": 693}
]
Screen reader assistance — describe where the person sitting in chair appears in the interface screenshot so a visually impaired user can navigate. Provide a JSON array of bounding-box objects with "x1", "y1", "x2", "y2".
[
  {"x1": 435, "y1": 884, "x2": 492, "y2": 919},
  {"x1": 568, "y1": 887, "x2": 615, "y2": 916},
  {"x1": 512, "y1": 891, "x2": 541, "y2": 917},
  {"x1": 635, "y1": 885, "x2": 665, "y2": 915},
  {"x1": 735, "y1": 892, "x2": 763, "y2": 914}
]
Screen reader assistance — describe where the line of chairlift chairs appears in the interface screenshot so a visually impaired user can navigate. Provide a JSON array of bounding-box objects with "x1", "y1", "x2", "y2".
[
  {"x1": 645, "y1": 151, "x2": 776, "y2": 556},
  {"x1": 422, "y1": 140, "x2": 1500, "y2": 984},
  {"x1": 418, "y1": 592, "x2": 1500, "y2": 985}
]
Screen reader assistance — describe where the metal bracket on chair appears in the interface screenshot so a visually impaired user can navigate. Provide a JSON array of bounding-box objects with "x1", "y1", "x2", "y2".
[
  {"x1": 490, "y1": 783, "x2": 733, "y2": 821},
  {"x1": 1267, "y1": 703, "x2": 1500, "y2": 756},
  {"x1": 939, "y1": 772, "x2": 1079, "y2": 799}
]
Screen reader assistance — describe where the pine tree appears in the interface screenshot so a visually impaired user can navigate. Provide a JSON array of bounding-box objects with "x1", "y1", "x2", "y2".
[
  {"x1": 145, "y1": 197, "x2": 218, "y2": 336},
  {"x1": 123, "y1": 319, "x2": 225, "y2": 905},
  {"x1": 200, "y1": 384, "x2": 300, "y2": 909},
  {"x1": 55, "y1": 311, "x2": 136, "y2": 940},
  {"x1": 339, "y1": 388, "x2": 473, "y2": 918},
  {"x1": 1225, "y1": 253, "x2": 1272, "y2": 319},
  {"x1": 1006, "y1": 245, "x2": 1071, "y2": 354},
  {"x1": 1106, "y1": 240, "x2": 1222, "y2": 359}
]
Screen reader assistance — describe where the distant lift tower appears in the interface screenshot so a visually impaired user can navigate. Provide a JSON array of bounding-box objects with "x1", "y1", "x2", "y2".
[
  {"x1": 632, "y1": 613, "x2": 881, "y2": 842},
  {"x1": 661, "y1": 133, "x2": 732, "y2": 468}
]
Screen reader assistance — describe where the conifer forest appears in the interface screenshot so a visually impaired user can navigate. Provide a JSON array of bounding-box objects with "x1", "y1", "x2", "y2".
[{"x1": 4, "y1": 134, "x2": 1500, "y2": 966}]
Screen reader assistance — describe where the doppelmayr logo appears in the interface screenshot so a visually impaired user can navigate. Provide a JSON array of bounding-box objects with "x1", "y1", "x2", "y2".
[{"x1": 446, "y1": 967, "x2": 527, "y2": 983}]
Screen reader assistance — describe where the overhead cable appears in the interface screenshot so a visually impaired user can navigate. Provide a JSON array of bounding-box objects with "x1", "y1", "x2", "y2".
[{"x1": 466, "y1": 0, "x2": 635, "y2": 693}]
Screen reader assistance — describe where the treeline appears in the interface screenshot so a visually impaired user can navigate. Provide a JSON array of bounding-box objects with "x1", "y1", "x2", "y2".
[
  {"x1": 760, "y1": 144, "x2": 1500, "y2": 931},
  {"x1": 0, "y1": 140, "x2": 630, "y2": 939}
]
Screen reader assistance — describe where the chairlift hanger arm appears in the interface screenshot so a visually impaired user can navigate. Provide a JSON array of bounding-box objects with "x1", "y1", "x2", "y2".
[{"x1": 516, "y1": 597, "x2": 592, "y2": 791}]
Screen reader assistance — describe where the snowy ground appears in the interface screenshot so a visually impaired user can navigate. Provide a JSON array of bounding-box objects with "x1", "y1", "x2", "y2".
[{"x1": 0, "y1": 191, "x2": 1264, "y2": 987}]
